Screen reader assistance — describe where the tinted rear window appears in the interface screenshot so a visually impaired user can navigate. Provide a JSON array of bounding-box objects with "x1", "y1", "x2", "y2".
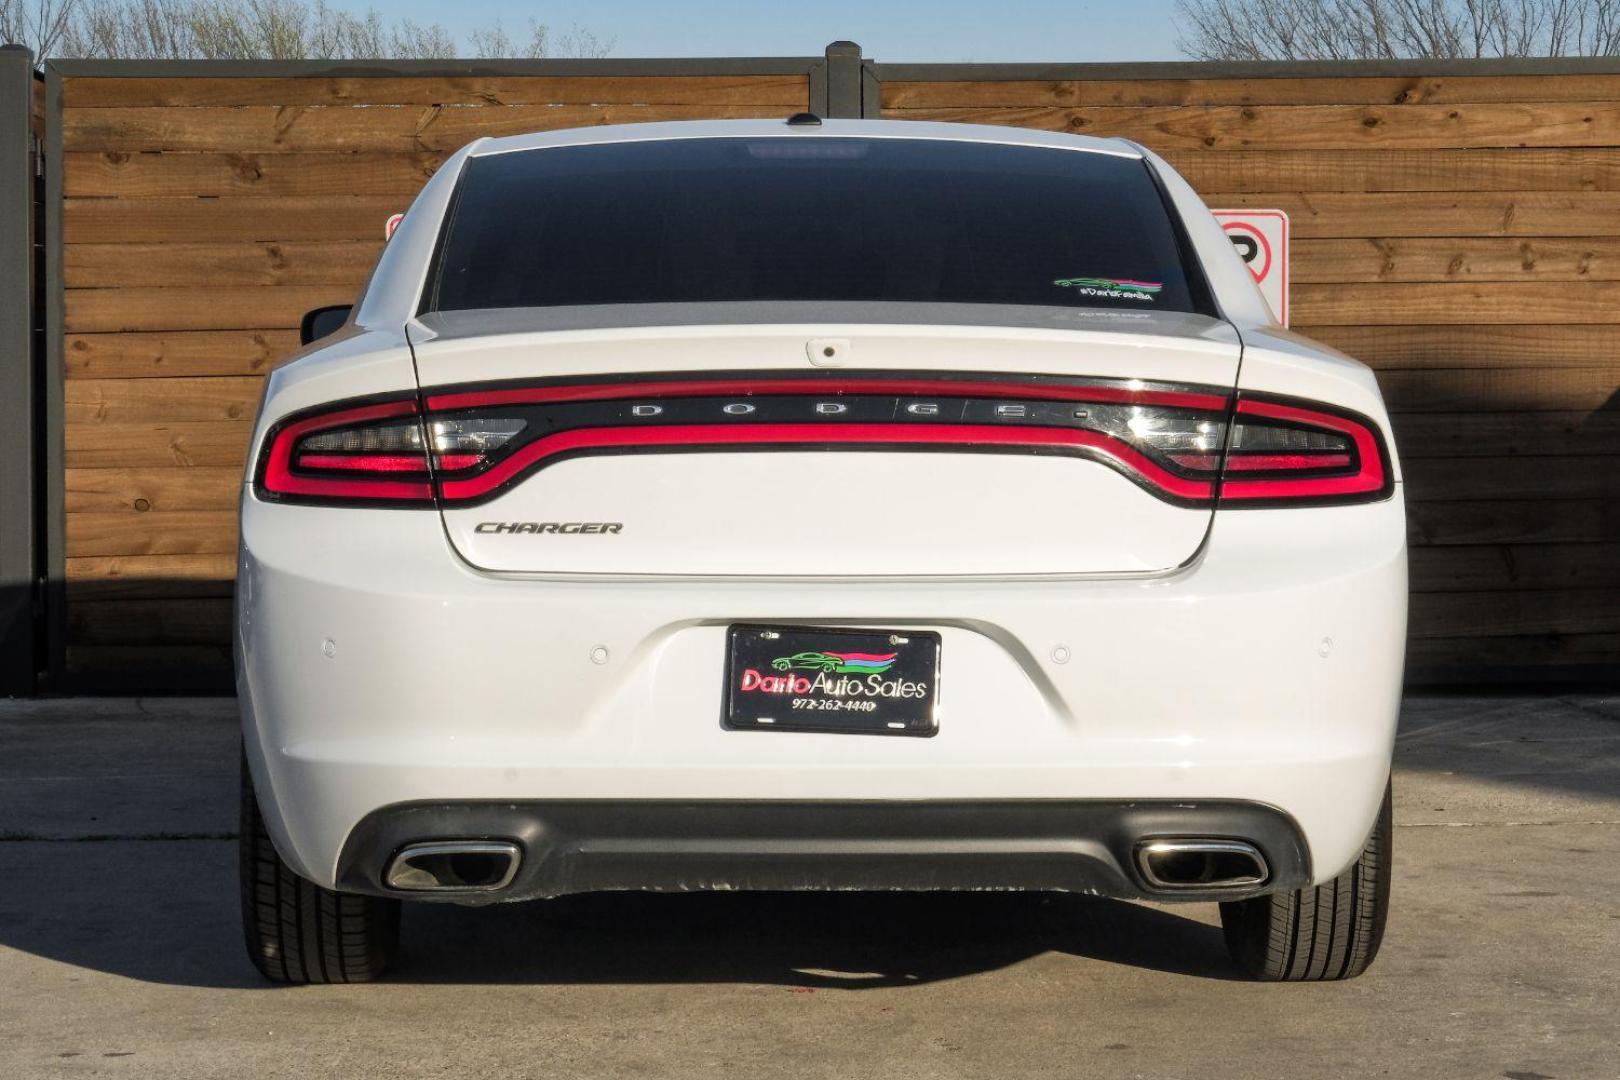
[{"x1": 426, "y1": 137, "x2": 1209, "y2": 315}]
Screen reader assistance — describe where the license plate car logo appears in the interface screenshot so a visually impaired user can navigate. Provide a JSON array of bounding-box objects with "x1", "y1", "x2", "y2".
[{"x1": 724, "y1": 624, "x2": 941, "y2": 736}]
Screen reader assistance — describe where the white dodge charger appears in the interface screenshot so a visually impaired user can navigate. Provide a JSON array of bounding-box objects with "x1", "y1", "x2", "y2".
[{"x1": 237, "y1": 117, "x2": 1405, "y2": 984}]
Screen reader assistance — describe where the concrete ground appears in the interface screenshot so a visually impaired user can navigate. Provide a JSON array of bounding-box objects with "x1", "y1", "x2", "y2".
[{"x1": 0, "y1": 696, "x2": 1616, "y2": 1080}]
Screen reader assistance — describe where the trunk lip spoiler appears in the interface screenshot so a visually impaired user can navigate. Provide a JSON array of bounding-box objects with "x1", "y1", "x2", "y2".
[
  {"x1": 406, "y1": 302, "x2": 1239, "y2": 351},
  {"x1": 423, "y1": 373, "x2": 1231, "y2": 413}
]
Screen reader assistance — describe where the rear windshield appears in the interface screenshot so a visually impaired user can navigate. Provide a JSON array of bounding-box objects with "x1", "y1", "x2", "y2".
[{"x1": 425, "y1": 137, "x2": 1210, "y2": 316}]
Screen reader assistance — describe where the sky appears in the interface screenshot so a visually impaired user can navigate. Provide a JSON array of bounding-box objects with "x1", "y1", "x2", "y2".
[{"x1": 377, "y1": 0, "x2": 1188, "y2": 63}]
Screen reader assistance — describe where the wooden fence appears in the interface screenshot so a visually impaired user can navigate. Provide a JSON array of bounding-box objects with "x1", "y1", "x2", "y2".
[
  {"x1": 867, "y1": 59, "x2": 1620, "y2": 682},
  {"x1": 45, "y1": 55, "x2": 830, "y2": 690},
  {"x1": 31, "y1": 46, "x2": 1620, "y2": 690}
]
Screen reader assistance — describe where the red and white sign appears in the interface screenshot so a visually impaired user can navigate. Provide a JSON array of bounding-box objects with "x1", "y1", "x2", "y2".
[
  {"x1": 1212, "y1": 209, "x2": 1289, "y2": 325},
  {"x1": 384, "y1": 212, "x2": 405, "y2": 241}
]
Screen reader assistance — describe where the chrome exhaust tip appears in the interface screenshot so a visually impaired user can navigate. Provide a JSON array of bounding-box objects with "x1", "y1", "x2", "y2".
[
  {"x1": 384, "y1": 841, "x2": 521, "y2": 892},
  {"x1": 1135, "y1": 839, "x2": 1269, "y2": 891}
]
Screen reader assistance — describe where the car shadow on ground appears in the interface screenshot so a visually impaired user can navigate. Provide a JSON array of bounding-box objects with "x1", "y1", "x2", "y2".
[
  {"x1": 398, "y1": 889, "x2": 1244, "y2": 986},
  {"x1": 16, "y1": 691, "x2": 1616, "y2": 991},
  {"x1": 0, "y1": 837, "x2": 1242, "y2": 989}
]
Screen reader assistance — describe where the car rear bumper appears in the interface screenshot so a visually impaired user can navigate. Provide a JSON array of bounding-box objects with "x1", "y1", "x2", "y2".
[
  {"x1": 333, "y1": 799, "x2": 1311, "y2": 903},
  {"x1": 237, "y1": 491, "x2": 1406, "y2": 894}
]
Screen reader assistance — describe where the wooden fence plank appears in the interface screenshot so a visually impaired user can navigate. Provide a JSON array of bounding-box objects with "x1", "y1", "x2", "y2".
[
  {"x1": 65, "y1": 422, "x2": 253, "y2": 468},
  {"x1": 64, "y1": 150, "x2": 443, "y2": 198},
  {"x1": 66, "y1": 511, "x2": 239, "y2": 557},
  {"x1": 1302, "y1": 324, "x2": 1620, "y2": 368},
  {"x1": 66, "y1": 192, "x2": 1620, "y2": 249},
  {"x1": 66, "y1": 552, "x2": 237, "y2": 582},
  {"x1": 66, "y1": 597, "x2": 234, "y2": 645},
  {"x1": 63, "y1": 646, "x2": 234, "y2": 691},
  {"x1": 77, "y1": 146, "x2": 1620, "y2": 201},
  {"x1": 1394, "y1": 412, "x2": 1620, "y2": 458},
  {"x1": 1410, "y1": 588, "x2": 1620, "y2": 637},
  {"x1": 881, "y1": 102, "x2": 1620, "y2": 150},
  {"x1": 1293, "y1": 281, "x2": 1620, "y2": 324},
  {"x1": 66, "y1": 196, "x2": 405, "y2": 243},
  {"x1": 67, "y1": 240, "x2": 382, "y2": 288},
  {"x1": 1293, "y1": 237, "x2": 1620, "y2": 283},
  {"x1": 1404, "y1": 456, "x2": 1620, "y2": 501},
  {"x1": 66, "y1": 564, "x2": 236, "y2": 599},
  {"x1": 65, "y1": 74, "x2": 810, "y2": 109},
  {"x1": 66, "y1": 467, "x2": 242, "y2": 512},
  {"x1": 66, "y1": 331, "x2": 301, "y2": 379},
  {"x1": 1169, "y1": 148, "x2": 1620, "y2": 193},
  {"x1": 1379, "y1": 368, "x2": 1620, "y2": 412},
  {"x1": 1205, "y1": 191, "x2": 1620, "y2": 237},
  {"x1": 1407, "y1": 499, "x2": 1620, "y2": 546},
  {"x1": 67, "y1": 285, "x2": 356, "y2": 332},
  {"x1": 64, "y1": 103, "x2": 795, "y2": 153},
  {"x1": 1407, "y1": 632, "x2": 1620, "y2": 669},
  {"x1": 1410, "y1": 542, "x2": 1620, "y2": 591},
  {"x1": 64, "y1": 201, "x2": 1620, "y2": 256},
  {"x1": 881, "y1": 75, "x2": 1620, "y2": 108},
  {"x1": 66, "y1": 377, "x2": 263, "y2": 423}
]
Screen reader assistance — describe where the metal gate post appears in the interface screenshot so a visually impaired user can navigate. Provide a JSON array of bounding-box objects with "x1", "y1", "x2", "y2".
[
  {"x1": 0, "y1": 45, "x2": 38, "y2": 696},
  {"x1": 823, "y1": 41, "x2": 863, "y2": 118}
]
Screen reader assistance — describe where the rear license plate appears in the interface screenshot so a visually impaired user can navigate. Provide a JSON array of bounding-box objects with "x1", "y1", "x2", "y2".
[{"x1": 723, "y1": 624, "x2": 941, "y2": 736}]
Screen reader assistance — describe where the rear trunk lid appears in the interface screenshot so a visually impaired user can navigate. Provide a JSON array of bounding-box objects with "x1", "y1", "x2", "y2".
[{"x1": 408, "y1": 305, "x2": 1239, "y2": 577}]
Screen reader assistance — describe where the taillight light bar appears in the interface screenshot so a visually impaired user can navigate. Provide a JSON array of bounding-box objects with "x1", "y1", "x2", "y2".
[
  {"x1": 254, "y1": 376, "x2": 1392, "y2": 510},
  {"x1": 1217, "y1": 396, "x2": 1391, "y2": 506},
  {"x1": 436, "y1": 422, "x2": 1217, "y2": 504},
  {"x1": 257, "y1": 399, "x2": 435, "y2": 503}
]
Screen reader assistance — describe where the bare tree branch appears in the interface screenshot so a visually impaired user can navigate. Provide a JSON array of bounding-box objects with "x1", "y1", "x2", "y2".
[
  {"x1": 3, "y1": 0, "x2": 611, "y2": 59},
  {"x1": 1, "y1": 0, "x2": 76, "y2": 55},
  {"x1": 1178, "y1": 0, "x2": 1620, "y2": 58}
]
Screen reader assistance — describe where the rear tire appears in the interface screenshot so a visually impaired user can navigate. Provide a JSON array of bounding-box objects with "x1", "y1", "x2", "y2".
[
  {"x1": 1219, "y1": 780, "x2": 1392, "y2": 981},
  {"x1": 239, "y1": 758, "x2": 401, "y2": 983}
]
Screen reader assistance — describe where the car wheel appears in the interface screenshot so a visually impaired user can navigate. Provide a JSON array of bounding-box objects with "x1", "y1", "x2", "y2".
[
  {"x1": 1219, "y1": 779, "x2": 1392, "y2": 981},
  {"x1": 239, "y1": 756, "x2": 401, "y2": 983}
]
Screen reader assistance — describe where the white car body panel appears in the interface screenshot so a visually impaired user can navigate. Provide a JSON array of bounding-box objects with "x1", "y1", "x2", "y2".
[
  {"x1": 448, "y1": 451, "x2": 1207, "y2": 576},
  {"x1": 238, "y1": 496, "x2": 1405, "y2": 888},
  {"x1": 239, "y1": 118, "x2": 1407, "y2": 901}
]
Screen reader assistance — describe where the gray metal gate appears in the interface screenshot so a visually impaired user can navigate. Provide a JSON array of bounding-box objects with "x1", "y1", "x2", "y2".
[{"x1": 0, "y1": 45, "x2": 39, "y2": 696}]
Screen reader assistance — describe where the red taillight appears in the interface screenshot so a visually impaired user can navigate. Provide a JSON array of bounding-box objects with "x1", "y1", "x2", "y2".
[
  {"x1": 434, "y1": 422, "x2": 1219, "y2": 504},
  {"x1": 294, "y1": 453, "x2": 433, "y2": 473},
  {"x1": 1217, "y1": 396, "x2": 1391, "y2": 506},
  {"x1": 254, "y1": 379, "x2": 1391, "y2": 510},
  {"x1": 258, "y1": 399, "x2": 434, "y2": 503},
  {"x1": 255, "y1": 398, "x2": 526, "y2": 504}
]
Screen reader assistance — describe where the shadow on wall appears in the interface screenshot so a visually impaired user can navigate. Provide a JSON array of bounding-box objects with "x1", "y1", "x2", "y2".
[
  {"x1": 0, "y1": 583, "x2": 39, "y2": 696},
  {"x1": 1399, "y1": 382, "x2": 1620, "y2": 684}
]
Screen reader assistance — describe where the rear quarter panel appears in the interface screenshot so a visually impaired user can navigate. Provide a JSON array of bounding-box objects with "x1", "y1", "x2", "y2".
[{"x1": 1236, "y1": 327, "x2": 1403, "y2": 484}]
